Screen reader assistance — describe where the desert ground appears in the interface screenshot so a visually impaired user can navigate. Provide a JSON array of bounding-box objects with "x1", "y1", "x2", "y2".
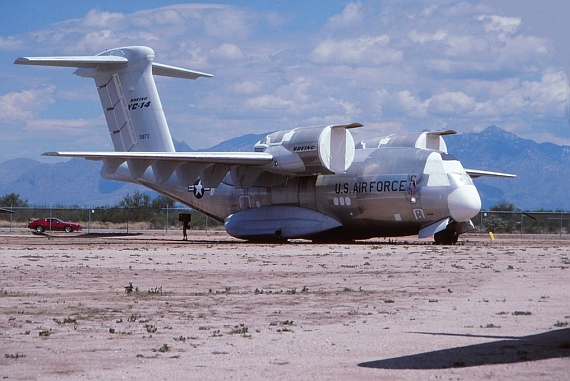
[{"x1": 0, "y1": 229, "x2": 569, "y2": 380}]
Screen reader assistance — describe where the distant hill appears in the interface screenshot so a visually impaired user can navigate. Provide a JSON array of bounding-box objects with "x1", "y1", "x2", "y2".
[
  {"x1": 0, "y1": 126, "x2": 567, "y2": 210},
  {"x1": 202, "y1": 133, "x2": 269, "y2": 152},
  {"x1": 445, "y1": 126, "x2": 570, "y2": 210},
  {"x1": 0, "y1": 158, "x2": 148, "y2": 206}
]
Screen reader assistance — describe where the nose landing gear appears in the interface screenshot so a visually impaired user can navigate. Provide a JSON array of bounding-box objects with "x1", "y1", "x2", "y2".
[
  {"x1": 434, "y1": 226, "x2": 458, "y2": 245},
  {"x1": 434, "y1": 220, "x2": 474, "y2": 245}
]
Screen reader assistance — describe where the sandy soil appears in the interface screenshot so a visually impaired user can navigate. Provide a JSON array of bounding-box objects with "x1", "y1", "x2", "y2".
[{"x1": 1, "y1": 230, "x2": 569, "y2": 380}]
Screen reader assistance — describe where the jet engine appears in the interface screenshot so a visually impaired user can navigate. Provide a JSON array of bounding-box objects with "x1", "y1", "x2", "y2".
[{"x1": 255, "y1": 123, "x2": 361, "y2": 176}]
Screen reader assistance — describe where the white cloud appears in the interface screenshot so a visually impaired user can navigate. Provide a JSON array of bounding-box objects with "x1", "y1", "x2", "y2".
[
  {"x1": 520, "y1": 71, "x2": 569, "y2": 112},
  {"x1": 498, "y1": 35, "x2": 550, "y2": 69},
  {"x1": 408, "y1": 29, "x2": 447, "y2": 45},
  {"x1": 1, "y1": 1, "x2": 568, "y2": 158},
  {"x1": 83, "y1": 9, "x2": 125, "y2": 29},
  {"x1": 209, "y1": 43, "x2": 245, "y2": 62},
  {"x1": 311, "y1": 35, "x2": 402, "y2": 66},
  {"x1": 0, "y1": 86, "x2": 55, "y2": 120},
  {"x1": 389, "y1": 91, "x2": 429, "y2": 118},
  {"x1": 203, "y1": 7, "x2": 254, "y2": 41},
  {"x1": 0, "y1": 36, "x2": 23, "y2": 50},
  {"x1": 477, "y1": 14, "x2": 521, "y2": 35},
  {"x1": 233, "y1": 81, "x2": 260, "y2": 95},
  {"x1": 428, "y1": 91, "x2": 476, "y2": 115},
  {"x1": 74, "y1": 30, "x2": 122, "y2": 53},
  {"x1": 245, "y1": 95, "x2": 295, "y2": 112},
  {"x1": 325, "y1": 2, "x2": 363, "y2": 29}
]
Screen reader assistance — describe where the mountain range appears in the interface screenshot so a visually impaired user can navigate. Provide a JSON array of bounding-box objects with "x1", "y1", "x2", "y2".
[{"x1": 0, "y1": 126, "x2": 566, "y2": 210}]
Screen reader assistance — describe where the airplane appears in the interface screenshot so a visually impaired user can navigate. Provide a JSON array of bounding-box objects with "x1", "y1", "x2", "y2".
[{"x1": 14, "y1": 46, "x2": 514, "y2": 244}]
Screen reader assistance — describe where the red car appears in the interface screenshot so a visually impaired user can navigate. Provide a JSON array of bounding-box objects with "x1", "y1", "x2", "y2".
[{"x1": 28, "y1": 218, "x2": 82, "y2": 233}]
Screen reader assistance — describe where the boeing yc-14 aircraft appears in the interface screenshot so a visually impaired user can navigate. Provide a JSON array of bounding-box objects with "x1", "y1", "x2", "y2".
[{"x1": 15, "y1": 46, "x2": 514, "y2": 244}]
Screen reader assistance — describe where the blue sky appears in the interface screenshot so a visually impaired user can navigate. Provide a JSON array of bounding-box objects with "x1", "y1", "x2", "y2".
[{"x1": 0, "y1": 0, "x2": 569, "y2": 163}]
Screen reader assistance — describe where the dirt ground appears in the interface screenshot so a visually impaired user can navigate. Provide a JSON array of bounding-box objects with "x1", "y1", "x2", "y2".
[{"x1": 1, "y1": 230, "x2": 569, "y2": 380}]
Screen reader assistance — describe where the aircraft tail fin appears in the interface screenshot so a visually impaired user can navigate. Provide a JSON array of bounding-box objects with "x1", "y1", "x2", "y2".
[{"x1": 14, "y1": 46, "x2": 212, "y2": 153}]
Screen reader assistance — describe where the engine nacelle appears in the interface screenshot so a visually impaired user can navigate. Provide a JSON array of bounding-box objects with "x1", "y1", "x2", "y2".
[
  {"x1": 254, "y1": 123, "x2": 360, "y2": 176},
  {"x1": 358, "y1": 130, "x2": 456, "y2": 153}
]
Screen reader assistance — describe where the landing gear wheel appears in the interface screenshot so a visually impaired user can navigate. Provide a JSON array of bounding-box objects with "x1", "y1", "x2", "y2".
[{"x1": 434, "y1": 228, "x2": 458, "y2": 245}]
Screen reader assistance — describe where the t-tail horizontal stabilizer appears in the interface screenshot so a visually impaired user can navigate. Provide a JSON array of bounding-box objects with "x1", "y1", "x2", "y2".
[{"x1": 15, "y1": 46, "x2": 212, "y2": 153}]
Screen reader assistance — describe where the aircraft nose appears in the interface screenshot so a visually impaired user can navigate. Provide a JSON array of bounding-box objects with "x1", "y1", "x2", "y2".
[{"x1": 447, "y1": 184, "x2": 481, "y2": 222}]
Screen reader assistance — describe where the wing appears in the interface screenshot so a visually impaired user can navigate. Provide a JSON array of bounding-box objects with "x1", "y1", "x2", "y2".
[
  {"x1": 464, "y1": 169, "x2": 516, "y2": 179},
  {"x1": 43, "y1": 151, "x2": 276, "y2": 189}
]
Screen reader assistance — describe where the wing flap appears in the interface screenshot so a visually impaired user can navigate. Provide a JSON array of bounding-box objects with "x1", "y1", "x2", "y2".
[
  {"x1": 43, "y1": 151, "x2": 274, "y2": 189},
  {"x1": 42, "y1": 151, "x2": 273, "y2": 165}
]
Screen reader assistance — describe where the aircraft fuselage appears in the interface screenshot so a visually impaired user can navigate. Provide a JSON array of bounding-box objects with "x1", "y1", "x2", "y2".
[{"x1": 111, "y1": 144, "x2": 478, "y2": 241}]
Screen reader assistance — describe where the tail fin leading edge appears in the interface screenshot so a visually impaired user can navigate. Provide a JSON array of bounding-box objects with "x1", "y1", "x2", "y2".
[{"x1": 15, "y1": 46, "x2": 212, "y2": 153}]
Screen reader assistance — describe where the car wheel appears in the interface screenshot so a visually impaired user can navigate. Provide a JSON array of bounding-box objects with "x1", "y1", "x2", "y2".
[
  {"x1": 36, "y1": 226, "x2": 44, "y2": 233},
  {"x1": 64, "y1": 226, "x2": 73, "y2": 233}
]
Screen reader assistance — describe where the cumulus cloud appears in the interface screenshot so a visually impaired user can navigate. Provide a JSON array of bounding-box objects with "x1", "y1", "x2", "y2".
[
  {"x1": 83, "y1": 9, "x2": 125, "y2": 29},
  {"x1": 312, "y1": 35, "x2": 403, "y2": 66},
  {"x1": 0, "y1": 86, "x2": 55, "y2": 120},
  {"x1": 203, "y1": 7, "x2": 254, "y2": 41},
  {"x1": 245, "y1": 94, "x2": 295, "y2": 112},
  {"x1": 0, "y1": 36, "x2": 23, "y2": 50},
  {"x1": 325, "y1": 2, "x2": 363, "y2": 29},
  {"x1": 477, "y1": 15, "x2": 521, "y2": 35},
  {"x1": 1, "y1": 0, "x2": 568, "y2": 155},
  {"x1": 408, "y1": 29, "x2": 447, "y2": 45},
  {"x1": 520, "y1": 71, "x2": 569, "y2": 111},
  {"x1": 209, "y1": 43, "x2": 245, "y2": 62},
  {"x1": 389, "y1": 91, "x2": 429, "y2": 118},
  {"x1": 428, "y1": 91, "x2": 477, "y2": 115},
  {"x1": 74, "y1": 30, "x2": 122, "y2": 53},
  {"x1": 233, "y1": 81, "x2": 260, "y2": 95}
]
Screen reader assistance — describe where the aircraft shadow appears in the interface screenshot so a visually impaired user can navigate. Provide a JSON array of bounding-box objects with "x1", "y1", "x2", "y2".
[{"x1": 358, "y1": 328, "x2": 570, "y2": 369}]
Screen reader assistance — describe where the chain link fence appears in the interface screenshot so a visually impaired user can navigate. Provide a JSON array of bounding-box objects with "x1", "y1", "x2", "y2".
[
  {"x1": 1, "y1": 207, "x2": 568, "y2": 236},
  {"x1": 0, "y1": 206, "x2": 222, "y2": 233},
  {"x1": 474, "y1": 211, "x2": 569, "y2": 236}
]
